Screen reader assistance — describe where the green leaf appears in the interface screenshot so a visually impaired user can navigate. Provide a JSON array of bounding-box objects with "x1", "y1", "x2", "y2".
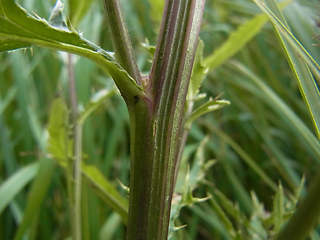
[
  {"x1": 0, "y1": 0, "x2": 142, "y2": 99},
  {"x1": 46, "y1": 97, "x2": 128, "y2": 223},
  {"x1": 213, "y1": 189, "x2": 246, "y2": 224},
  {"x1": 188, "y1": 137, "x2": 215, "y2": 189},
  {"x1": 209, "y1": 196, "x2": 237, "y2": 238},
  {"x1": 0, "y1": 40, "x2": 28, "y2": 51},
  {"x1": 253, "y1": 0, "x2": 320, "y2": 139},
  {"x1": 188, "y1": 39, "x2": 208, "y2": 101},
  {"x1": 81, "y1": 164, "x2": 128, "y2": 224},
  {"x1": 46, "y1": 98, "x2": 69, "y2": 162},
  {"x1": 273, "y1": 184, "x2": 284, "y2": 232},
  {"x1": 169, "y1": 138, "x2": 212, "y2": 239},
  {"x1": 185, "y1": 98, "x2": 230, "y2": 129},
  {"x1": 253, "y1": 0, "x2": 320, "y2": 79},
  {"x1": 0, "y1": 0, "x2": 89, "y2": 49},
  {"x1": 203, "y1": 13, "x2": 269, "y2": 70},
  {"x1": 203, "y1": 1, "x2": 291, "y2": 71},
  {"x1": 0, "y1": 163, "x2": 39, "y2": 214},
  {"x1": 248, "y1": 192, "x2": 269, "y2": 239},
  {"x1": 141, "y1": 39, "x2": 156, "y2": 57},
  {"x1": 13, "y1": 158, "x2": 56, "y2": 240},
  {"x1": 99, "y1": 212, "x2": 122, "y2": 240}
]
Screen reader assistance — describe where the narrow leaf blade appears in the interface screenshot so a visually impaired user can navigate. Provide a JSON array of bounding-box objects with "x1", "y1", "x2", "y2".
[
  {"x1": 82, "y1": 164, "x2": 128, "y2": 224},
  {"x1": 203, "y1": 1, "x2": 291, "y2": 71},
  {"x1": 253, "y1": 0, "x2": 320, "y2": 139},
  {"x1": 13, "y1": 159, "x2": 56, "y2": 240},
  {"x1": 0, "y1": 163, "x2": 39, "y2": 214},
  {"x1": 185, "y1": 99, "x2": 230, "y2": 129}
]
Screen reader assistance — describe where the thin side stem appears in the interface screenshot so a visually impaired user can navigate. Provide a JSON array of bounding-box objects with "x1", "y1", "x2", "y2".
[
  {"x1": 68, "y1": 54, "x2": 82, "y2": 240},
  {"x1": 102, "y1": 0, "x2": 141, "y2": 84}
]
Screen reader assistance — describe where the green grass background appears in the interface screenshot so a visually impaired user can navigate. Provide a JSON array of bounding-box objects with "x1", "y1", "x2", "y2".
[{"x1": 0, "y1": 0, "x2": 320, "y2": 239}]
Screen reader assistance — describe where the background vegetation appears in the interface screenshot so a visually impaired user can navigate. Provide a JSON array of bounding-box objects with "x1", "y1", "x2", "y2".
[{"x1": 0, "y1": 0, "x2": 320, "y2": 239}]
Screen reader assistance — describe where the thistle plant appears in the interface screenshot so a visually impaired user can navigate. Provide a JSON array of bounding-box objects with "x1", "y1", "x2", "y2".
[{"x1": 1, "y1": 0, "x2": 320, "y2": 240}]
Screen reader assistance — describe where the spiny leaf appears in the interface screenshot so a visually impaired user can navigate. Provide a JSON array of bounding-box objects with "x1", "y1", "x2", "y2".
[
  {"x1": 169, "y1": 138, "x2": 212, "y2": 239},
  {"x1": 213, "y1": 189, "x2": 246, "y2": 223},
  {"x1": 185, "y1": 98, "x2": 230, "y2": 129},
  {"x1": 188, "y1": 137, "x2": 215, "y2": 189},
  {"x1": 0, "y1": 0, "x2": 142, "y2": 99},
  {"x1": 273, "y1": 184, "x2": 284, "y2": 232},
  {"x1": 188, "y1": 39, "x2": 208, "y2": 100},
  {"x1": 0, "y1": 0, "x2": 90, "y2": 49},
  {"x1": 248, "y1": 192, "x2": 269, "y2": 239}
]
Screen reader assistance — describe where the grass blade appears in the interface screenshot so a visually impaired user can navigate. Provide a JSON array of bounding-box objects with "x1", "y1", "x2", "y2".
[
  {"x1": 253, "y1": 0, "x2": 320, "y2": 138},
  {"x1": 203, "y1": 1, "x2": 290, "y2": 71},
  {"x1": 203, "y1": 13, "x2": 269, "y2": 70},
  {"x1": 230, "y1": 61, "x2": 320, "y2": 161},
  {"x1": 0, "y1": 163, "x2": 39, "y2": 214},
  {"x1": 82, "y1": 164, "x2": 128, "y2": 224},
  {"x1": 13, "y1": 158, "x2": 56, "y2": 240}
]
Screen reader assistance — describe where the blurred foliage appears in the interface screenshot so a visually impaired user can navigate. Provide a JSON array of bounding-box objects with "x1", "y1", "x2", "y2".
[{"x1": 1, "y1": 0, "x2": 320, "y2": 239}]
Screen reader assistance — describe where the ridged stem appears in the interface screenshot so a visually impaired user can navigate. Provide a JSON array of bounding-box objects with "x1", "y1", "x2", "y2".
[
  {"x1": 126, "y1": 0, "x2": 205, "y2": 239},
  {"x1": 67, "y1": 54, "x2": 82, "y2": 240}
]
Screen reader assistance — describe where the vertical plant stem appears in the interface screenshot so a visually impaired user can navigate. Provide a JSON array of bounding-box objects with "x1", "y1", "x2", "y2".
[
  {"x1": 68, "y1": 54, "x2": 82, "y2": 240},
  {"x1": 126, "y1": 0, "x2": 205, "y2": 239},
  {"x1": 101, "y1": 0, "x2": 205, "y2": 239},
  {"x1": 102, "y1": 0, "x2": 141, "y2": 84}
]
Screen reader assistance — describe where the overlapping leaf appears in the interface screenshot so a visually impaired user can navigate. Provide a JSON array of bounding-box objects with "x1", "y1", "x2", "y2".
[
  {"x1": 169, "y1": 138, "x2": 212, "y2": 239},
  {"x1": 0, "y1": 0, "x2": 90, "y2": 50},
  {"x1": 0, "y1": 0, "x2": 141, "y2": 99}
]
